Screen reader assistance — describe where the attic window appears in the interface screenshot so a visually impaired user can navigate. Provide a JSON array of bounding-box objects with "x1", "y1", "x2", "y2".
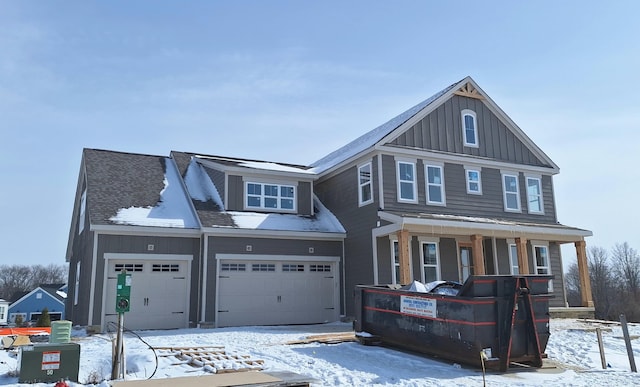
[
  {"x1": 36, "y1": 292, "x2": 42, "y2": 299},
  {"x1": 246, "y1": 182, "x2": 296, "y2": 211},
  {"x1": 461, "y1": 109, "x2": 478, "y2": 147}
]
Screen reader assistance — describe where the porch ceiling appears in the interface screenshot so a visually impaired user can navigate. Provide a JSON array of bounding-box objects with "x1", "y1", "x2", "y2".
[{"x1": 378, "y1": 211, "x2": 592, "y2": 243}]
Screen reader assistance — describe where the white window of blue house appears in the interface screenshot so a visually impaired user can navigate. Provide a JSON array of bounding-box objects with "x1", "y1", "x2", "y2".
[
  {"x1": 358, "y1": 162, "x2": 373, "y2": 206},
  {"x1": 425, "y1": 164, "x2": 445, "y2": 205},
  {"x1": 465, "y1": 167, "x2": 482, "y2": 195},
  {"x1": 462, "y1": 109, "x2": 478, "y2": 147},
  {"x1": 526, "y1": 176, "x2": 544, "y2": 214},
  {"x1": 0, "y1": 306, "x2": 5, "y2": 320},
  {"x1": 246, "y1": 182, "x2": 296, "y2": 211},
  {"x1": 419, "y1": 238, "x2": 440, "y2": 283},
  {"x1": 502, "y1": 172, "x2": 521, "y2": 212},
  {"x1": 396, "y1": 160, "x2": 417, "y2": 202}
]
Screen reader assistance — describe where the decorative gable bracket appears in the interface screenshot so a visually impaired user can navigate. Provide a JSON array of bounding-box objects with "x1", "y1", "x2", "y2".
[{"x1": 453, "y1": 82, "x2": 484, "y2": 100}]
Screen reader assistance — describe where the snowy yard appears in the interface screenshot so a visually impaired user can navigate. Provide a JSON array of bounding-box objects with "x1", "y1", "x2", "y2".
[{"x1": 2, "y1": 318, "x2": 640, "y2": 386}]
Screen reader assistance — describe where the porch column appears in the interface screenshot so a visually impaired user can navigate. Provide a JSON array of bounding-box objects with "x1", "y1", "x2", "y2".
[
  {"x1": 515, "y1": 237, "x2": 530, "y2": 274},
  {"x1": 575, "y1": 240, "x2": 594, "y2": 307},
  {"x1": 471, "y1": 234, "x2": 485, "y2": 275},
  {"x1": 397, "y1": 229, "x2": 412, "y2": 284}
]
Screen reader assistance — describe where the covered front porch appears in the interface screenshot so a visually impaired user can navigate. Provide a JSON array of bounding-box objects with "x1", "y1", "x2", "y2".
[{"x1": 375, "y1": 211, "x2": 594, "y2": 308}]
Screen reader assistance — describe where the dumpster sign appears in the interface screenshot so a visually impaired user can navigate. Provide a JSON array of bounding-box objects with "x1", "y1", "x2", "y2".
[{"x1": 400, "y1": 295, "x2": 437, "y2": 318}]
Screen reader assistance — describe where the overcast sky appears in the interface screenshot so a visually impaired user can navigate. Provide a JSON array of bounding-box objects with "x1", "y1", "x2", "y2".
[{"x1": 1, "y1": 1, "x2": 638, "y2": 268}]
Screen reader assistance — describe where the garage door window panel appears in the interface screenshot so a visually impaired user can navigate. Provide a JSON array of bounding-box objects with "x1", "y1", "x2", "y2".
[
  {"x1": 114, "y1": 263, "x2": 143, "y2": 272},
  {"x1": 283, "y1": 264, "x2": 305, "y2": 272},
  {"x1": 252, "y1": 263, "x2": 276, "y2": 272}
]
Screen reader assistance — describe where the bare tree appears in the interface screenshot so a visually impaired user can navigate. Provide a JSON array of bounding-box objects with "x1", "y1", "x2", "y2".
[
  {"x1": 610, "y1": 242, "x2": 640, "y2": 321},
  {"x1": 587, "y1": 246, "x2": 615, "y2": 320},
  {"x1": 612, "y1": 242, "x2": 640, "y2": 296}
]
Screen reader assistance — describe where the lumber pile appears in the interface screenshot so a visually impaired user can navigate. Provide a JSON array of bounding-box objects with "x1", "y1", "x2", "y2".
[{"x1": 155, "y1": 345, "x2": 263, "y2": 374}]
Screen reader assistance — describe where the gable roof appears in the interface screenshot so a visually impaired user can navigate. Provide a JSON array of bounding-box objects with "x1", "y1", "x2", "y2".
[
  {"x1": 9, "y1": 286, "x2": 65, "y2": 308},
  {"x1": 83, "y1": 148, "x2": 200, "y2": 229},
  {"x1": 311, "y1": 76, "x2": 559, "y2": 175}
]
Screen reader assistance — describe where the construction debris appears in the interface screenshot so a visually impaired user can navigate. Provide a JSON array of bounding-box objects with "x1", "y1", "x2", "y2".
[
  {"x1": 285, "y1": 332, "x2": 356, "y2": 345},
  {"x1": 154, "y1": 346, "x2": 264, "y2": 374}
]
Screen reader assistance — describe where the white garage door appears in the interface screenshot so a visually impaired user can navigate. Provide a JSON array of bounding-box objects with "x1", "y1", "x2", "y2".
[
  {"x1": 104, "y1": 259, "x2": 189, "y2": 331},
  {"x1": 217, "y1": 259, "x2": 338, "y2": 327}
]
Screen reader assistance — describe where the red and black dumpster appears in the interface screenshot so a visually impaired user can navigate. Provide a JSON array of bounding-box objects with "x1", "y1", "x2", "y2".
[{"x1": 353, "y1": 275, "x2": 553, "y2": 371}]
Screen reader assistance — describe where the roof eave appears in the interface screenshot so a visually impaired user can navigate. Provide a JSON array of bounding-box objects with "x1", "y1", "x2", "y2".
[{"x1": 378, "y1": 211, "x2": 592, "y2": 242}]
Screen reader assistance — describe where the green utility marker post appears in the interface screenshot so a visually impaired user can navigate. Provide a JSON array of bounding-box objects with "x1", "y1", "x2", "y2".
[{"x1": 112, "y1": 270, "x2": 132, "y2": 381}]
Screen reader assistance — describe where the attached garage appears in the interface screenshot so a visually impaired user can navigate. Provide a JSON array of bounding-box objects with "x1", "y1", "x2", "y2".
[
  {"x1": 215, "y1": 255, "x2": 340, "y2": 327},
  {"x1": 103, "y1": 254, "x2": 192, "y2": 331}
]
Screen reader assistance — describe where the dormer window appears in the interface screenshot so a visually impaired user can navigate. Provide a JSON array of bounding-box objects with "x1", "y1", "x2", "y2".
[
  {"x1": 246, "y1": 182, "x2": 296, "y2": 211},
  {"x1": 461, "y1": 109, "x2": 478, "y2": 147}
]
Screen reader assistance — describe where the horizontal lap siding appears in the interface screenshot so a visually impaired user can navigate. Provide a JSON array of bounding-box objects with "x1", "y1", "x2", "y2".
[
  {"x1": 391, "y1": 96, "x2": 546, "y2": 167},
  {"x1": 382, "y1": 154, "x2": 557, "y2": 224}
]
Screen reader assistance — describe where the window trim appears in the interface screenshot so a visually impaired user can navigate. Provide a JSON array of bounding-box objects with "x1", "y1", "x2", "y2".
[
  {"x1": 465, "y1": 167, "x2": 482, "y2": 195},
  {"x1": 425, "y1": 163, "x2": 445, "y2": 206},
  {"x1": 390, "y1": 236, "x2": 413, "y2": 285},
  {"x1": 526, "y1": 176, "x2": 544, "y2": 214},
  {"x1": 245, "y1": 181, "x2": 297, "y2": 212},
  {"x1": 533, "y1": 242, "x2": 553, "y2": 291},
  {"x1": 396, "y1": 160, "x2": 417, "y2": 203},
  {"x1": 508, "y1": 243, "x2": 519, "y2": 275},
  {"x1": 78, "y1": 189, "x2": 86, "y2": 234},
  {"x1": 461, "y1": 109, "x2": 479, "y2": 148},
  {"x1": 357, "y1": 162, "x2": 374, "y2": 206},
  {"x1": 419, "y1": 238, "x2": 441, "y2": 283},
  {"x1": 502, "y1": 172, "x2": 521, "y2": 212}
]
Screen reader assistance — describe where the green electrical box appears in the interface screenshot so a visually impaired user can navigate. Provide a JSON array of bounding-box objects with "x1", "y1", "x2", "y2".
[
  {"x1": 19, "y1": 343, "x2": 80, "y2": 383},
  {"x1": 115, "y1": 271, "x2": 132, "y2": 313}
]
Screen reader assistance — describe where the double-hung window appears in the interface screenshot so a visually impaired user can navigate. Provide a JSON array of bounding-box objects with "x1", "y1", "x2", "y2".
[
  {"x1": 246, "y1": 182, "x2": 296, "y2": 211},
  {"x1": 465, "y1": 168, "x2": 482, "y2": 195},
  {"x1": 420, "y1": 239, "x2": 440, "y2": 283},
  {"x1": 358, "y1": 162, "x2": 373, "y2": 206},
  {"x1": 509, "y1": 243, "x2": 519, "y2": 274},
  {"x1": 526, "y1": 176, "x2": 543, "y2": 214},
  {"x1": 462, "y1": 109, "x2": 478, "y2": 147},
  {"x1": 397, "y1": 160, "x2": 417, "y2": 202},
  {"x1": 534, "y1": 244, "x2": 553, "y2": 291},
  {"x1": 502, "y1": 172, "x2": 521, "y2": 212},
  {"x1": 425, "y1": 164, "x2": 445, "y2": 205}
]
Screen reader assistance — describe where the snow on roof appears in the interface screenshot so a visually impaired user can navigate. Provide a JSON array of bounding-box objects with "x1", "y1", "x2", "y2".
[
  {"x1": 310, "y1": 80, "x2": 460, "y2": 173},
  {"x1": 185, "y1": 158, "x2": 224, "y2": 208},
  {"x1": 109, "y1": 158, "x2": 199, "y2": 228},
  {"x1": 195, "y1": 154, "x2": 313, "y2": 174},
  {"x1": 224, "y1": 196, "x2": 346, "y2": 234}
]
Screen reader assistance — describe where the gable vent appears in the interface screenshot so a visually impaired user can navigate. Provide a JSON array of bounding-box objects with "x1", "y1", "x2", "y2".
[{"x1": 454, "y1": 83, "x2": 484, "y2": 100}]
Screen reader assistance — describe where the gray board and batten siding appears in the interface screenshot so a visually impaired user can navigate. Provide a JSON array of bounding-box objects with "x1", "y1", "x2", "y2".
[
  {"x1": 380, "y1": 154, "x2": 558, "y2": 224},
  {"x1": 314, "y1": 156, "x2": 381, "y2": 315},
  {"x1": 390, "y1": 95, "x2": 549, "y2": 167}
]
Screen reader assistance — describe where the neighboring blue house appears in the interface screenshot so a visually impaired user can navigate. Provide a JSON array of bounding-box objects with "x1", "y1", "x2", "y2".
[{"x1": 8, "y1": 284, "x2": 66, "y2": 324}]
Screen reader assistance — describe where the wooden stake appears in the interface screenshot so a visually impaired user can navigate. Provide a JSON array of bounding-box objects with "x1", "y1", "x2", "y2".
[
  {"x1": 620, "y1": 314, "x2": 637, "y2": 372},
  {"x1": 596, "y1": 327, "x2": 607, "y2": 369}
]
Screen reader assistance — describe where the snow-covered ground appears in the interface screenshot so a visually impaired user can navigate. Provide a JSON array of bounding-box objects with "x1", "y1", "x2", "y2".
[{"x1": 2, "y1": 318, "x2": 640, "y2": 386}]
